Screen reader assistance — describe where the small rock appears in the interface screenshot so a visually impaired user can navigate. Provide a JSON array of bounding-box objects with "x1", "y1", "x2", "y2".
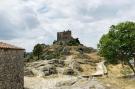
[
  {"x1": 24, "y1": 68, "x2": 34, "y2": 77},
  {"x1": 48, "y1": 59, "x2": 65, "y2": 67},
  {"x1": 41, "y1": 65, "x2": 57, "y2": 76}
]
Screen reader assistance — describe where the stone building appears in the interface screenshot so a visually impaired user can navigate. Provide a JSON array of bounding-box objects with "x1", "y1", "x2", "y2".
[
  {"x1": 0, "y1": 42, "x2": 25, "y2": 89},
  {"x1": 57, "y1": 30, "x2": 73, "y2": 41}
]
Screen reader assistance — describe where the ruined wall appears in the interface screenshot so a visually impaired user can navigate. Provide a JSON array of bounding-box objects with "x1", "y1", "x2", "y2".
[{"x1": 0, "y1": 49, "x2": 24, "y2": 89}]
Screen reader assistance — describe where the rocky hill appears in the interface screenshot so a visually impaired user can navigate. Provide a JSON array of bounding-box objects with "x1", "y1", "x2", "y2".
[
  {"x1": 24, "y1": 41, "x2": 101, "y2": 77},
  {"x1": 24, "y1": 43, "x2": 135, "y2": 89},
  {"x1": 24, "y1": 35, "x2": 135, "y2": 89},
  {"x1": 24, "y1": 51, "x2": 109, "y2": 89},
  {"x1": 24, "y1": 38, "x2": 107, "y2": 89}
]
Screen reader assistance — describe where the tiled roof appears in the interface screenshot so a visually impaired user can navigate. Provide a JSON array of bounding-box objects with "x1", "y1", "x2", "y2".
[{"x1": 0, "y1": 42, "x2": 25, "y2": 50}]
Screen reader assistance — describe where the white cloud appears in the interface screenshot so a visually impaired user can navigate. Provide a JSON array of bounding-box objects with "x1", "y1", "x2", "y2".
[{"x1": 0, "y1": 0, "x2": 135, "y2": 52}]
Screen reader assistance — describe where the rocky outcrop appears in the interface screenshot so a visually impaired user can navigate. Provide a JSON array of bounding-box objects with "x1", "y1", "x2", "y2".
[
  {"x1": 63, "y1": 67, "x2": 77, "y2": 75},
  {"x1": 41, "y1": 65, "x2": 57, "y2": 76},
  {"x1": 25, "y1": 60, "x2": 58, "y2": 77},
  {"x1": 48, "y1": 59, "x2": 65, "y2": 67},
  {"x1": 24, "y1": 68, "x2": 34, "y2": 77}
]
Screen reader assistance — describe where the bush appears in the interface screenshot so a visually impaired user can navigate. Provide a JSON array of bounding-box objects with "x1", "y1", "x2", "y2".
[
  {"x1": 121, "y1": 66, "x2": 133, "y2": 76},
  {"x1": 33, "y1": 44, "x2": 48, "y2": 60},
  {"x1": 67, "y1": 38, "x2": 80, "y2": 46},
  {"x1": 41, "y1": 51, "x2": 61, "y2": 60},
  {"x1": 77, "y1": 46, "x2": 97, "y2": 54},
  {"x1": 74, "y1": 53, "x2": 91, "y2": 59}
]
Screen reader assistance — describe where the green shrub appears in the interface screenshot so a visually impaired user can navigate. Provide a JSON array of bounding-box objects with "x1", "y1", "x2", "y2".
[
  {"x1": 121, "y1": 66, "x2": 133, "y2": 76},
  {"x1": 67, "y1": 38, "x2": 80, "y2": 46},
  {"x1": 77, "y1": 47, "x2": 96, "y2": 54}
]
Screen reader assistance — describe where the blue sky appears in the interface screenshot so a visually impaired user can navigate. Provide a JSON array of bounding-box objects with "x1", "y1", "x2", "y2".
[{"x1": 0, "y1": 0, "x2": 135, "y2": 52}]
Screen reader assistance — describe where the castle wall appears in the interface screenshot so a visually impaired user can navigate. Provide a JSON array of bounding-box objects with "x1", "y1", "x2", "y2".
[
  {"x1": 57, "y1": 31, "x2": 73, "y2": 41},
  {"x1": 0, "y1": 49, "x2": 24, "y2": 89}
]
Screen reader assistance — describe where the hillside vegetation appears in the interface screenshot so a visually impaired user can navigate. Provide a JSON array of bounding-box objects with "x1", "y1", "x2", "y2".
[{"x1": 25, "y1": 41, "x2": 97, "y2": 62}]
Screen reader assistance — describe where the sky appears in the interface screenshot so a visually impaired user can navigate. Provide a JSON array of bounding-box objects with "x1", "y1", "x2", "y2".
[{"x1": 0, "y1": 0, "x2": 135, "y2": 52}]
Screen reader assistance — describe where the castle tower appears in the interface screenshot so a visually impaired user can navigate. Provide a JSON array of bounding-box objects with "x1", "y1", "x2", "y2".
[{"x1": 57, "y1": 30, "x2": 73, "y2": 41}]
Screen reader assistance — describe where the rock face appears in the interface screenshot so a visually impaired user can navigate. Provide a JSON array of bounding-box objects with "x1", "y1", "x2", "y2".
[
  {"x1": 0, "y1": 48, "x2": 24, "y2": 89},
  {"x1": 24, "y1": 68, "x2": 34, "y2": 77},
  {"x1": 48, "y1": 59, "x2": 65, "y2": 67},
  {"x1": 41, "y1": 65, "x2": 57, "y2": 76},
  {"x1": 25, "y1": 60, "x2": 58, "y2": 77},
  {"x1": 63, "y1": 67, "x2": 77, "y2": 75},
  {"x1": 24, "y1": 56, "x2": 120, "y2": 89},
  {"x1": 24, "y1": 54, "x2": 98, "y2": 77}
]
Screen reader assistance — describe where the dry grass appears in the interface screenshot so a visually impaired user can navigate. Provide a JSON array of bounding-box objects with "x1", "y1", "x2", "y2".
[
  {"x1": 86, "y1": 52, "x2": 102, "y2": 63},
  {"x1": 107, "y1": 64, "x2": 124, "y2": 77},
  {"x1": 98, "y1": 77, "x2": 135, "y2": 89},
  {"x1": 98, "y1": 64, "x2": 135, "y2": 89},
  {"x1": 80, "y1": 64, "x2": 96, "y2": 76}
]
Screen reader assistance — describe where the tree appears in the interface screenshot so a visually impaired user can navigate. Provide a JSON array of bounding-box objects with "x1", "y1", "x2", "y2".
[
  {"x1": 98, "y1": 21, "x2": 135, "y2": 75},
  {"x1": 33, "y1": 44, "x2": 44, "y2": 60}
]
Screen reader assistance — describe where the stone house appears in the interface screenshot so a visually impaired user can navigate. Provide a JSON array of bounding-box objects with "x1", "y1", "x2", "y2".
[{"x1": 0, "y1": 42, "x2": 25, "y2": 89}]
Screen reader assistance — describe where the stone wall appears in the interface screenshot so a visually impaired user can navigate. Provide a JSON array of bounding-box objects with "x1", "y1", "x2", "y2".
[
  {"x1": 0, "y1": 49, "x2": 24, "y2": 89},
  {"x1": 57, "y1": 31, "x2": 73, "y2": 41}
]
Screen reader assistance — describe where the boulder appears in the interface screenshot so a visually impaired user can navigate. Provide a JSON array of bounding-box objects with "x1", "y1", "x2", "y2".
[
  {"x1": 48, "y1": 59, "x2": 65, "y2": 67},
  {"x1": 26, "y1": 64, "x2": 57, "y2": 77},
  {"x1": 63, "y1": 68, "x2": 77, "y2": 75},
  {"x1": 72, "y1": 61, "x2": 83, "y2": 72},
  {"x1": 41, "y1": 64, "x2": 57, "y2": 76},
  {"x1": 24, "y1": 68, "x2": 34, "y2": 77}
]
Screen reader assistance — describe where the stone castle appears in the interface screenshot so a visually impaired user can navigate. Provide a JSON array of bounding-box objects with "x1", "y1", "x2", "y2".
[
  {"x1": 53, "y1": 30, "x2": 80, "y2": 45},
  {"x1": 57, "y1": 30, "x2": 74, "y2": 41}
]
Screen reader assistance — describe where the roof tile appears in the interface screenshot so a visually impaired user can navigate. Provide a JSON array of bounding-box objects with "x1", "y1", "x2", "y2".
[{"x1": 0, "y1": 42, "x2": 25, "y2": 50}]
